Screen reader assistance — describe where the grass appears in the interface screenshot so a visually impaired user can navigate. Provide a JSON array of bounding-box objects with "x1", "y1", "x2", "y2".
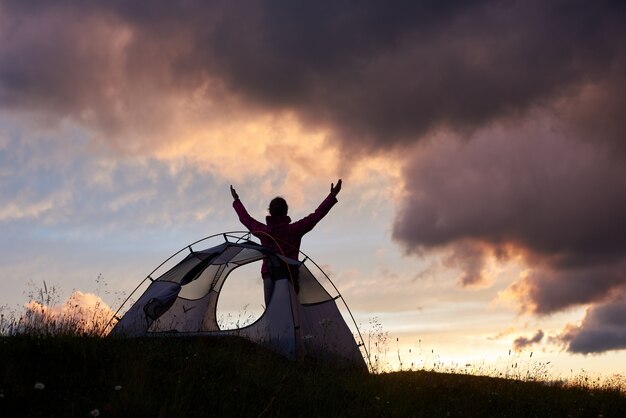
[
  {"x1": 1, "y1": 335, "x2": 625, "y2": 417},
  {"x1": 1, "y1": 281, "x2": 625, "y2": 416}
]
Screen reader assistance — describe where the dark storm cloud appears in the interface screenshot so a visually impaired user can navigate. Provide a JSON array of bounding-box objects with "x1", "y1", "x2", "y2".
[
  {"x1": 1, "y1": 1, "x2": 625, "y2": 151},
  {"x1": 0, "y1": 1, "x2": 229, "y2": 149},
  {"x1": 509, "y1": 263, "x2": 626, "y2": 315},
  {"x1": 513, "y1": 330, "x2": 544, "y2": 351},
  {"x1": 166, "y1": 0, "x2": 626, "y2": 152},
  {"x1": 442, "y1": 241, "x2": 489, "y2": 286},
  {"x1": 393, "y1": 128, "x2": 626, "y2": 263},
  {"x1": 392, "y1": 123, "x2": 626, "y2": 314},
  {"x1": 559, "y1": 295, "x2": 626, "y2": 354},
  {"x1": 393, "y1": 144, "x2": 626, "y2": 350}
]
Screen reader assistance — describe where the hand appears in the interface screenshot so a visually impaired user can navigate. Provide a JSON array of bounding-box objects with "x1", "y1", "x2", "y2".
[
  {"x1": 230, "y1": 185, "x2": 239, "y2": 200},
  {"x1": 330, "y1": 179, "x2": 342, "y2": 197}
]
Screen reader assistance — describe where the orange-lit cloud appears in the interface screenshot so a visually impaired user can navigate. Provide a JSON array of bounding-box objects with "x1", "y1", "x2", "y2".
[
  {"x1": 150, "y1": 110, "x2": 339, "y2": 200},
  {"x1": 22, "y1": 291, "x2": 114, "y2": 335}
]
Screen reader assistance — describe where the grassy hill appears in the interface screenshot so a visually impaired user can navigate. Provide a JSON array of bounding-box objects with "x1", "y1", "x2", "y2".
[{"x1": 1, "y1": 336, "x2": 625, "y2": 417}]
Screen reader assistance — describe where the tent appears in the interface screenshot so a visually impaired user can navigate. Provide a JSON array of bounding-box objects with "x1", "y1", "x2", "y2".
[{"x1": 108, "y1": 232, "x2": 369, "y2": 369}]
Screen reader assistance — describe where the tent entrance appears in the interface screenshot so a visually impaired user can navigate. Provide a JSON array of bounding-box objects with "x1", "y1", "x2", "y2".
[{"x1": 216, "y1": 262, "x2": 265, "y2": 330}]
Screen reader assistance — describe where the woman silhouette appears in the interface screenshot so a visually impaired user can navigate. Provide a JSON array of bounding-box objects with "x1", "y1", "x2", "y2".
[{"x1": 230, "y1": 180, "x2": 342, "y2": 305}]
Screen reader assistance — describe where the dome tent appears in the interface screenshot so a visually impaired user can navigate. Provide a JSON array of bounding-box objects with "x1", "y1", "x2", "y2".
[{"x1": 108, "y1": 232, "x2": 369, "y2": 369}]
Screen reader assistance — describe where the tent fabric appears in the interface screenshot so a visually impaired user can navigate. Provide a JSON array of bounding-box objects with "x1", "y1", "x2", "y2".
[{"x1": 110, "y1": 235, "x2": 366, "y2": 368}]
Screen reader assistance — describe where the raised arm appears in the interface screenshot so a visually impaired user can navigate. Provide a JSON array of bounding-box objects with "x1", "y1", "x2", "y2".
[
  {"x1": 231, "y1": 185, "x2": 267, "y2": 233},
  {"x1": 291, "y1": 179, "x2": 342, "y2": 234}
]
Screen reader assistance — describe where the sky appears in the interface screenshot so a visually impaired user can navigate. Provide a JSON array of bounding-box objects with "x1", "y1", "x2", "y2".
[{"x1": 1, "y1": 0, "x2": 626, "y2": 378}]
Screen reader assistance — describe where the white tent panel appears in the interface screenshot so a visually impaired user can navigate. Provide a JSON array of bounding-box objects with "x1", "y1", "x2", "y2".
[
  {"x1": 301, "y1": 301, "x2": 365, "y2": 365},
  {"x1": 234, "y1": 279, "x2": 298, "y2": 358}
]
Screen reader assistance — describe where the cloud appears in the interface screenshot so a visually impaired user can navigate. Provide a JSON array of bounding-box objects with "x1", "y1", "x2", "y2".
[
  {"x1": 394, "y1": 120, "x2": 626, "y2": 258},
  {"x1": 502, "y1": 264, "x2": 626, "y2": 315},
  {"x1": 148, "y1": 0, "x2": 625, "y2": 154},
  {"x1": 0, "y1": 189, "x2": 71, "y2": 222},
  {"x1": 393, "y1": 117, "x2": 626, "y2": 315},
  {"x1": 21, "y1": 290, "x2": 114, "y2": 335},
  {"x1": 0, "y1": 1, "x2": 345, "y2": 195},
  {"x1": 1, "y1": 1, "x2": 624, "y2": 153},
  {"x1": 513, "y1": 329, "x2": 544, "y2": 351},
  {"x1": 442, "y1": 241, "x2": 489, "y2": 287},
  {"x1": 2, "y1": 1, "x2": 625, "y2": 186},
  {"x1": 558, "y1": 294, "x2": 626, "y2": 354}
]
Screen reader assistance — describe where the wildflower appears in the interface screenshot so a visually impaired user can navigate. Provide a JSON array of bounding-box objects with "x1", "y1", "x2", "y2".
[
  {"x1": 114, "y1": 385, "x2": 122, "y2": 391},
  {"x1": 34, "y1": 382, "x2": 45, "y2": 390},
  {"x1": 90, "y1": 408, "x2": 100, "y2": 416}
]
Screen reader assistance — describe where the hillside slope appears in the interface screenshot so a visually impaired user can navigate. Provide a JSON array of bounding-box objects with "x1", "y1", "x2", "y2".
[{"x1": 1, "y1": 336, "x2": 624, "y2": 417}]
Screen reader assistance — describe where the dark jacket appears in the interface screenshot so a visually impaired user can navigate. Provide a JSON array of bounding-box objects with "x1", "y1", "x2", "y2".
[{"x1": 233, "y1": 194, "x2": 337, "y2": 277}]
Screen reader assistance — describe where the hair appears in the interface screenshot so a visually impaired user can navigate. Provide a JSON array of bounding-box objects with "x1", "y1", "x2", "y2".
[{"x1": 269, "y1": 197, "x2": 288, "y2": 217}]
